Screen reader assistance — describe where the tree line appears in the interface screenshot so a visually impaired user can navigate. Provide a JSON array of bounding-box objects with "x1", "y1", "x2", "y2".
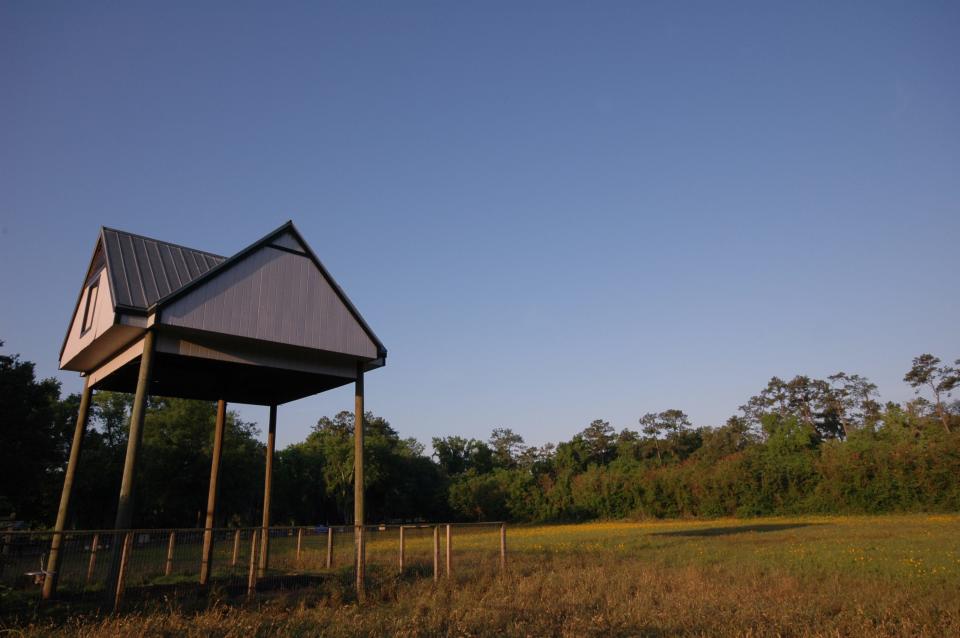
[{"x1": 2, "y1": 339, "x2": 958, "y2": 528}]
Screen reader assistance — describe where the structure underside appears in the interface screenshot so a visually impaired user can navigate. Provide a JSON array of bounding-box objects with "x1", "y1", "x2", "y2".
[{"x1": 93, "y1": 352, "x2": 355, "y2": 405}]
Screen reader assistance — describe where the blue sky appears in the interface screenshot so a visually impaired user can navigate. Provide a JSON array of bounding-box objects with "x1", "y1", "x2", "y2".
[{"x1": 2, "y1": 2, "x2": 958, "y2": 449}]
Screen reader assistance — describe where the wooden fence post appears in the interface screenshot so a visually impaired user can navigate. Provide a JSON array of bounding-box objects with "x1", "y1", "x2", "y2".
[
  {"x1": 399, "y1": 526, "x2": 405, "y2": 572},
  {"x1": 433, "y1": 525, "x2": 440, "y2": 581},
  {"x1": 247, "y1": 529, "x2": 259, "y2": 597},
  {"x1": 296, "y1": 528, "x2": 303, "y2": 561},
  {"x1": 232, "y1": 530, "x2": 241, "y2": 567},
  {"x1": 326, "y1": 527, "x2": 334, "y2": 569},
  {"x1": 164, "y1": 531, "x2": 175, "y2": 577},
  {"x1": 500, "y1": 523, "x2": 507, "y2": 572},
  {"x1": 445, "y1": 524, "x2": 452, "y2": 578},
  {"x1": 86, "y1": 533, "x2": 100, "y2": 585},
  {"x1": 113, "y1": 532, "x2": 133, "y2": 613}
]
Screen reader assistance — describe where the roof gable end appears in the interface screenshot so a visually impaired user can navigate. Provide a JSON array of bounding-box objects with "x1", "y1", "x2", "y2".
[{"x1": 156, "y1": 221, "x2": 386, "y2": 359}]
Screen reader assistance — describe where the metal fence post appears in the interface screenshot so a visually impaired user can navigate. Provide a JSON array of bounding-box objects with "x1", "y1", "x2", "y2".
[{"x1": 297, "y1": 527, "x2": 303, "y2": 561}]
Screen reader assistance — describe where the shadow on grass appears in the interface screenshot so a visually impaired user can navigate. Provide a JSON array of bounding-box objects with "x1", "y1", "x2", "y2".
[
  {"x1": 651, "y1": 523, "x2": 818, "y2": 537},
  {"x1": 0, "y1": 568, "x2": 362, "y2": 625},
  {"x1": 398, "y1": 562, "x2": 435, "y2": 582}
]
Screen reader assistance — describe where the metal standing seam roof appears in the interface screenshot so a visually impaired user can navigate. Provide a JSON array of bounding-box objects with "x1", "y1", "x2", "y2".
[
  {"x1": 101, "y1": 227, "x2": 226, "y2": 311},
  {"x1": 86, "y1": 222, "x2": 386, "y2": 360}
]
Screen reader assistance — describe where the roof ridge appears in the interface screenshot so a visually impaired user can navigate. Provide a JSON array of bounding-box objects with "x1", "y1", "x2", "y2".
[{"x1": 101, "y1": 226, "x2": 226, "y2": 260}]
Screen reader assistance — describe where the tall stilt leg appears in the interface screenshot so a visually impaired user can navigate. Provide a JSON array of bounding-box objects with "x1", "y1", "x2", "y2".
[
  {"x1": 199, "y1": 399, "x2": 227, "y2": 585},
  {"x1": 42, "y1": 377, "x2": 93, "y2": 600},
  {"x1": 354, "y1": 363, "x2": 365, "y2": 600},
  {"x1": 258, "y1": 405, "x2": 277, "y2": 578},
  {"x1": 106, "y1": 331, "x2": 155, "y2": 595}
]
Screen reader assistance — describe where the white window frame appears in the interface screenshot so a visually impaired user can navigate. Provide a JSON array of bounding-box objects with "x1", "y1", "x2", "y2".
[{"x1": 81, "y1": 280, "x2": 99, "y2": 334}]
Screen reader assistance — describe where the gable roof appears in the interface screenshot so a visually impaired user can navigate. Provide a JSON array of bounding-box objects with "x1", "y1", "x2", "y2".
[
  {"x1": 152, "y1": 221, "x2": 387, "y2": 358},
  {"x1": 67, "y1": 221, "x2": 386, "y2": 361},
  {"x1": 101, "y1": 227, "x2": 227, "y2": 311}
]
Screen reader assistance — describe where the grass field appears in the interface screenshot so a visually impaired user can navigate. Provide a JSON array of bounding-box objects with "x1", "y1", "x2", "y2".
[{"x1": 5, "y1": 514, "x2": 959, "y2": 637}]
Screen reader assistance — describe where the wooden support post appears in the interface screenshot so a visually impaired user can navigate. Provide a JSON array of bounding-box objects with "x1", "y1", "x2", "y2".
[
  {"x1": 356, "y1": 525, "x2": 366, "y2": 599},
  {"x1": 399, "y1": 526, "x2": 405, "y2": 572},
  {"x1": 107, "y1": 331, "x2": 155, "y2": 596},
  {"x1": 445, "y1": 524, "x2": 452, "y2": 578},
  {"x1": 500, "y1": 523, "x2": 507, "y2": 572},
  {"x1": 165, "y1": 531, "x2": 175, "y2": 577},
  {"x1": 43, "y1": 377, "x2": 93, "y2": 600},
  {"x1": 326, "y1": 527, "x2": 334, "y2": 569},
  {"x1": 354, "y1": 363, "x2": 365, "y2": 599},
  {"x1": 247, "y1": 529, "x2": 259, "y2": 597},
  {"x1": 232, "y1": 530, "x2": 241, "y2": 567},
  {"x1": 86, "y1": 533, "x2": 100, "y2": 585},
  {"x1": 433, "y1": 525, "x2": 440, "y2": 581},
  {"x1": 258, "y1": 405, "x2": 277, "y2": 578},
  {"x1": 296, "y1": 528, "x2": 304, "y2": 561},
  {"x1": 113, "y1": 532, "x2": 133, "y2": 614},
  {"x1": 199, "y1": 399, "x2": 227, "y2": 586}
]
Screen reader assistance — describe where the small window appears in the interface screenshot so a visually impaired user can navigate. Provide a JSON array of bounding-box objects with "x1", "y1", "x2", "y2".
[{"x1": 81, "y1": 281, "x2": 99, "y2": 333}]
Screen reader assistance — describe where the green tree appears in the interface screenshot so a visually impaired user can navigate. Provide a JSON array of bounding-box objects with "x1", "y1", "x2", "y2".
[
  {"x1": 272, "y1": 441, "x2": 329, "y2": 525},
  {"x1": 431, "y1": 436, "x2": 493, "y2": 476},
  {"x1": 129, "y1": 397, "x2": 264, "y2": 527},
  {"x1": 489, "y1": 428, "x2": 526, "y2": 469},
  {"x1": 694, "y1": 416, "x2": 756, "y2": 464},
  {"x1": 71, "y1": 391, "x2": 130, "y2": 527},
  {"x1": 309, "y1": 411, "x2": 356, "y2": 522},
  {"x1": 0, "y1": 342, "x2": 75, "y2": 523},
  {"x1": 639, "y1": 410, "x2": 692, "y2": 464},
  {"x1": 826, "y1": 372, "x2": 880, "y2": 438},
  {"x1": 578, "y1": 419, "x2": 615, "y2": 465},
  {"x1": 904, "y1": 354, "x2": 959, "y2": 433},
  {"x1": 302, "y1": 411, "x2": 443, "y2": 523}
]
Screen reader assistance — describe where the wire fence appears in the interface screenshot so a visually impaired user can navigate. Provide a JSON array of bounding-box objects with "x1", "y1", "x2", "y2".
[{"x1": 0, "y1": 522, "x2": 506, "y2": 618}]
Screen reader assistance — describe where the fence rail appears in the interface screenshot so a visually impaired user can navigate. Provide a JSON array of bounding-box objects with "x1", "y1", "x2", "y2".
[{"x1": 0, "y1": 522, "x2": 506, "y2": 616}]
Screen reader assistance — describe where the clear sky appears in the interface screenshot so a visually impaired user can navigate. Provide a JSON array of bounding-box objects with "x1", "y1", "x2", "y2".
[{"x1": 2, "y1": 2, "x2": 958, "y2": 450}]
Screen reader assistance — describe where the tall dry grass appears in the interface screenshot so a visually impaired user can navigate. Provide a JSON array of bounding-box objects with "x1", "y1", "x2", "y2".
[{"x1": 5, "y1": 515, "x2": 959, "y2": 637}]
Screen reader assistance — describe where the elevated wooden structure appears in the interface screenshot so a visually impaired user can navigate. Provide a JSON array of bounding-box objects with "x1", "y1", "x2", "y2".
[{"x1": 45, "y1": 221, "x2": 385, "y2": 601}]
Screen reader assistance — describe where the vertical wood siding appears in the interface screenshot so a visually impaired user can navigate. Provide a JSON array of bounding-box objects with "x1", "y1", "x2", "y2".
[{"x1": 160, "y1": 246, "x2": 378, "y2": 358}]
